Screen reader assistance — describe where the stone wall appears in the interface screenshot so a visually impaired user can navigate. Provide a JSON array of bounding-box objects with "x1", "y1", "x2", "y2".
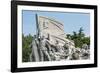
[{"x1": 38, "y1": 16, "x2": 75, "y2": 48}]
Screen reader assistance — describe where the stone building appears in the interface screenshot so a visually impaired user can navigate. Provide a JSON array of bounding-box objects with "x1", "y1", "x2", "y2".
[{"x1": 37, "y1": 16, "x2": 75, "y2": 48}]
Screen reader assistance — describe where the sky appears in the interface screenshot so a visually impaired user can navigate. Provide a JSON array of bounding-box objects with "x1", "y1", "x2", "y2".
[{"x1": 22, "y1": 10, "x2": 90, "y2": 36}]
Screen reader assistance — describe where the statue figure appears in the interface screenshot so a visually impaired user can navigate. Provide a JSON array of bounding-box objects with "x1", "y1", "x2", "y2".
[
  {"x1": 30, "y1": 37, "x2": 40, "y2": 62},
  {"x1": 39, "y1": 36, "x2": 52, "y2": 61},
  {"x1": 79, "y1": 44, "x2": 90, "y2": 59}
]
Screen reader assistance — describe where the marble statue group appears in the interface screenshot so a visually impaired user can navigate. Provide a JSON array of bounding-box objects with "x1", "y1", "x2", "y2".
[{"x1": 29, "y1": 35, "x2": 90, "y2": 62}]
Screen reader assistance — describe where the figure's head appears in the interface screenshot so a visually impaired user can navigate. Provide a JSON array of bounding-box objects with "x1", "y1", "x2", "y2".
[
  {"x1": 39, "y1": 35, "x2": 44, "y2": 40},
  {"x1": 64, "y1": 42, "x2": 69, "y2": 49},
  {"x1": 55, "y1": 40, "x2": 59, "y2": 45}
]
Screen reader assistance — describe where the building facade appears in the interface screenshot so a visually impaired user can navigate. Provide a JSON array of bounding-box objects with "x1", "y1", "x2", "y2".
[{"x1": 37, "y1": 16, "x2": 75, "y2": 48}]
